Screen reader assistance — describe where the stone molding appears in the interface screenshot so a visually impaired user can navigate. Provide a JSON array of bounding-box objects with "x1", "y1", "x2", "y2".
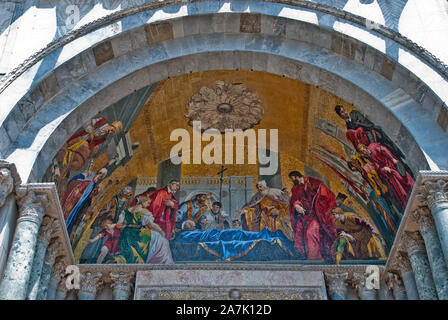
[
  {"x1": 0, "y1": 0, "x2": 447, "y2": 97},
  {"x1": 78, "y1": 263, "x2": 384, "y2": 275}
]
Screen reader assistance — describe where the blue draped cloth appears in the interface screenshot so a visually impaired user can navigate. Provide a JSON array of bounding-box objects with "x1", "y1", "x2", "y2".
[
  {"x1": 174, "y1": 228, "x2": 299, "y2": 261},
  {"x1": 65, "y1": 172, "x2": 96, "y2": 233}
]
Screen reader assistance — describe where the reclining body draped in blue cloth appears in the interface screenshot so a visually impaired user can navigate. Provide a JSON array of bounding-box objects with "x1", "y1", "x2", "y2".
[{"x1": 171, "y1": 227, "x2": 303, "y2": 261}]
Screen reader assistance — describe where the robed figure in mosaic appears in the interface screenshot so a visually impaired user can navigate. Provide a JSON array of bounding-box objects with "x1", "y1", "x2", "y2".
[
  {"x1": 62, "y1": 168, "x2": 107, "y2": 234},
  {"x1": 114, "y1": 197, "x2": 173, "y2": 264},
  {"x1": 240, "y1": 180, "x2": 294, "y2": 241},
  {"x1": 289, "y1": 171, "x2": 337, "y2": 261},
  {"x1": 147, "y1": 180, "x2": 180, "y2": 240}
]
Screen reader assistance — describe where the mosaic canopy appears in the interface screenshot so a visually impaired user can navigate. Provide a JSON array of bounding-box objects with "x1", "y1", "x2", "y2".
[{"x1": 43, "y1": 70, "x2": 415, "y2": 265}]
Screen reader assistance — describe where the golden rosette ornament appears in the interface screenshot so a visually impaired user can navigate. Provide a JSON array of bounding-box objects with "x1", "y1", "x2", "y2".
[{"x1": 185, "y1": 80, "x2": 263, "y2": 132}]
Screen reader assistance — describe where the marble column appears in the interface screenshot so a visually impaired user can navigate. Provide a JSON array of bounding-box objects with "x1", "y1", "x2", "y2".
[
  {"x1": 325, "y1": 272, "x2": 348, "y2": 300},
  {"x1": 46, "y1": 261, "x2": 66, "y2": 300},
  {"x1": 78, "y1": 272, "x2": 103, "y2": 300},
  {"x1": 404, "y1": 231, "x2": 438, "y2": 300},
  {"x1": 0, "y1": 166, "x2": 18, "y2": 280},
  {"x1": 352, "y1": 272, "x2": 377, "y2": 300},
  {"x1": 386, "y1": 272, "x2": 407, "y2": 300},
  {"x1": 26, "y1": 216, "x2": 57, "y2": 300},
  {"x1": 418, "y1": 179, "x2": 448, "y2": 264},
  {"x1": 0, "y1": 189, "x2": 48, "y2": 300},
  {"x1": 391, "y1": 252, "x2": 420, "y2": 300},
  {"x1": 413, "y1": 207, "x2": 448, "y2": 299},
  {"x1": 110, "y1": 272, "x2": 135, "y2": 300},
  {"x1": 55, "y1": 277, "x2": 69, "y2": 300},
  {"x1": 36, "y1": 240, "x2": 62, "y2": 300}
]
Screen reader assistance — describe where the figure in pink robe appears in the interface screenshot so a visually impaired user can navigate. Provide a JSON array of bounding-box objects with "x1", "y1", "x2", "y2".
[{"x1": 359, "y1": 143, "x2": 414, "y2": 210}]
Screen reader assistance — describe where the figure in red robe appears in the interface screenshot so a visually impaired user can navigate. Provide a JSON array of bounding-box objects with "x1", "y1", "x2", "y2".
[
  {"x1": 289, "y1": 171, "x2": 337, "y2": 261},
  {"x1": 358, "y1": 143, "x2": 414, "y2": 210},
  {"x1": 147, "y1": 180, "x2": 180, "y2": 240}
]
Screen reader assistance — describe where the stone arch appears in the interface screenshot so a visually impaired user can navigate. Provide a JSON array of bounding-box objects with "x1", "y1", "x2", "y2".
[{"x1": 0, "y1": 7, "x2": 447, "y2": 182}]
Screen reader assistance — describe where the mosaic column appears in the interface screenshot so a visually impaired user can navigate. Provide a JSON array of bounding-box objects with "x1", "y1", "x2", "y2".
[
  {"x1": 46, "y1": 261, "x2": 66, "y2": 300},
  {"x1": 352, "y1": 272, "x2": 377, "y2": 300},
  {"x1": 418, "y1": 179, "x2": 448, "y2": 264},
  {"x1": 413, "y1": 207, "x2": 448, "y2": 299},
  {"x1": 391, "y1": 252, "x2": 419, "y2": 300},
  {"x1": 0, "y1": 189, "x2": 47, "y2": 300},
  {"x1": 110, "y1": 272, "x2": 135, "y2": 300},
  {"x1": 404, "y1": 231, "x2": 438, "y2": 300},
  {"x1": 26, "y1": 217, "x2": 57, "y2": 300},
  {"x1": 386, "y1": 273, "x2": 407, "y2": 300},
  {"x1": 324, "y1": 272, "x2": 348, "y2": 300},
  {"x1": 78, "y1": 272, "x2": 103, "y2": 300},
  {"x1": 36, "y1": 240, "x2": 62, "y2": 300}
]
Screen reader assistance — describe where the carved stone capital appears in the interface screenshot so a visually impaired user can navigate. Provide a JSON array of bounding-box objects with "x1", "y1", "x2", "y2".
[
  {"x1": 386, "y1": 272, "x2": 404, "y2": 290},
  {"x1": 351, "y1": 272, "x2": 367, "y2": 289},
  {"x1": 16, "y1": 189, "x2": 48, "y2": 224},
  {"x1": 392, "y1": 252, "x2": 413, "y2": 273},
  {"x1": 38, "y1": 216, "x2": 58, "y2": 243},
  {"x1": 110, "y1": 272, "x2": 135, "y2": 292},
  {"x1": 417, "y1": 179, "x2": 448, "y2": 209},
  {"x1": 51, "y1": 260, "x2": 67, "y2": 281},
  {"x1": 0, "y1": 168, "x2": 14, "y2": 207},
  {"x1": 403, "y1": 231, "x2": 426, "y2": 255},
  {"x1": 79, "y1": 272, "x2": 103, "y2": 295},
  {"x1": 412, "y1": 206, "x2": 434, "y2": 232},
  {"x1": 325, "y1": 272, "x2": 348, "y2": 295},
  {"x1": 45, "y1": 240, "x2": 63, "y2": 265}
]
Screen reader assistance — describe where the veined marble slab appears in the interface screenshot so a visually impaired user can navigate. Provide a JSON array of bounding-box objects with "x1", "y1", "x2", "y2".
[{"x1": 134, "y1": 267, "x2": 328, "y2": 300}]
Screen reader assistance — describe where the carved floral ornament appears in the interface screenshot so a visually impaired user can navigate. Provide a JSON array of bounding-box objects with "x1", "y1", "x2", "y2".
[{"x1": 185, "y1": 81, "x2": 264, "y2": 133}]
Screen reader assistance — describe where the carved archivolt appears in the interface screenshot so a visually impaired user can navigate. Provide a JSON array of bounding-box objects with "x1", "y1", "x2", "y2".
[{"x1": 185, "y1": 81, "x2": 263, "y2": 132}]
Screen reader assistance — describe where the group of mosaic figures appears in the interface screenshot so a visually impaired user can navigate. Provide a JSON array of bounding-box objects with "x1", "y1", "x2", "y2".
[
  {"x1": 327, "y1": 177, "x2": 448, "y2": 300},
  {"x1": 1, "y1": 166, "x2": 448, "y2": 299}
]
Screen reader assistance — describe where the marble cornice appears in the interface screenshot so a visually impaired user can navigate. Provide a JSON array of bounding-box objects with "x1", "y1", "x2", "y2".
[{"x1": 78, "y1": 263, "x2": 385, "y2": 283}]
